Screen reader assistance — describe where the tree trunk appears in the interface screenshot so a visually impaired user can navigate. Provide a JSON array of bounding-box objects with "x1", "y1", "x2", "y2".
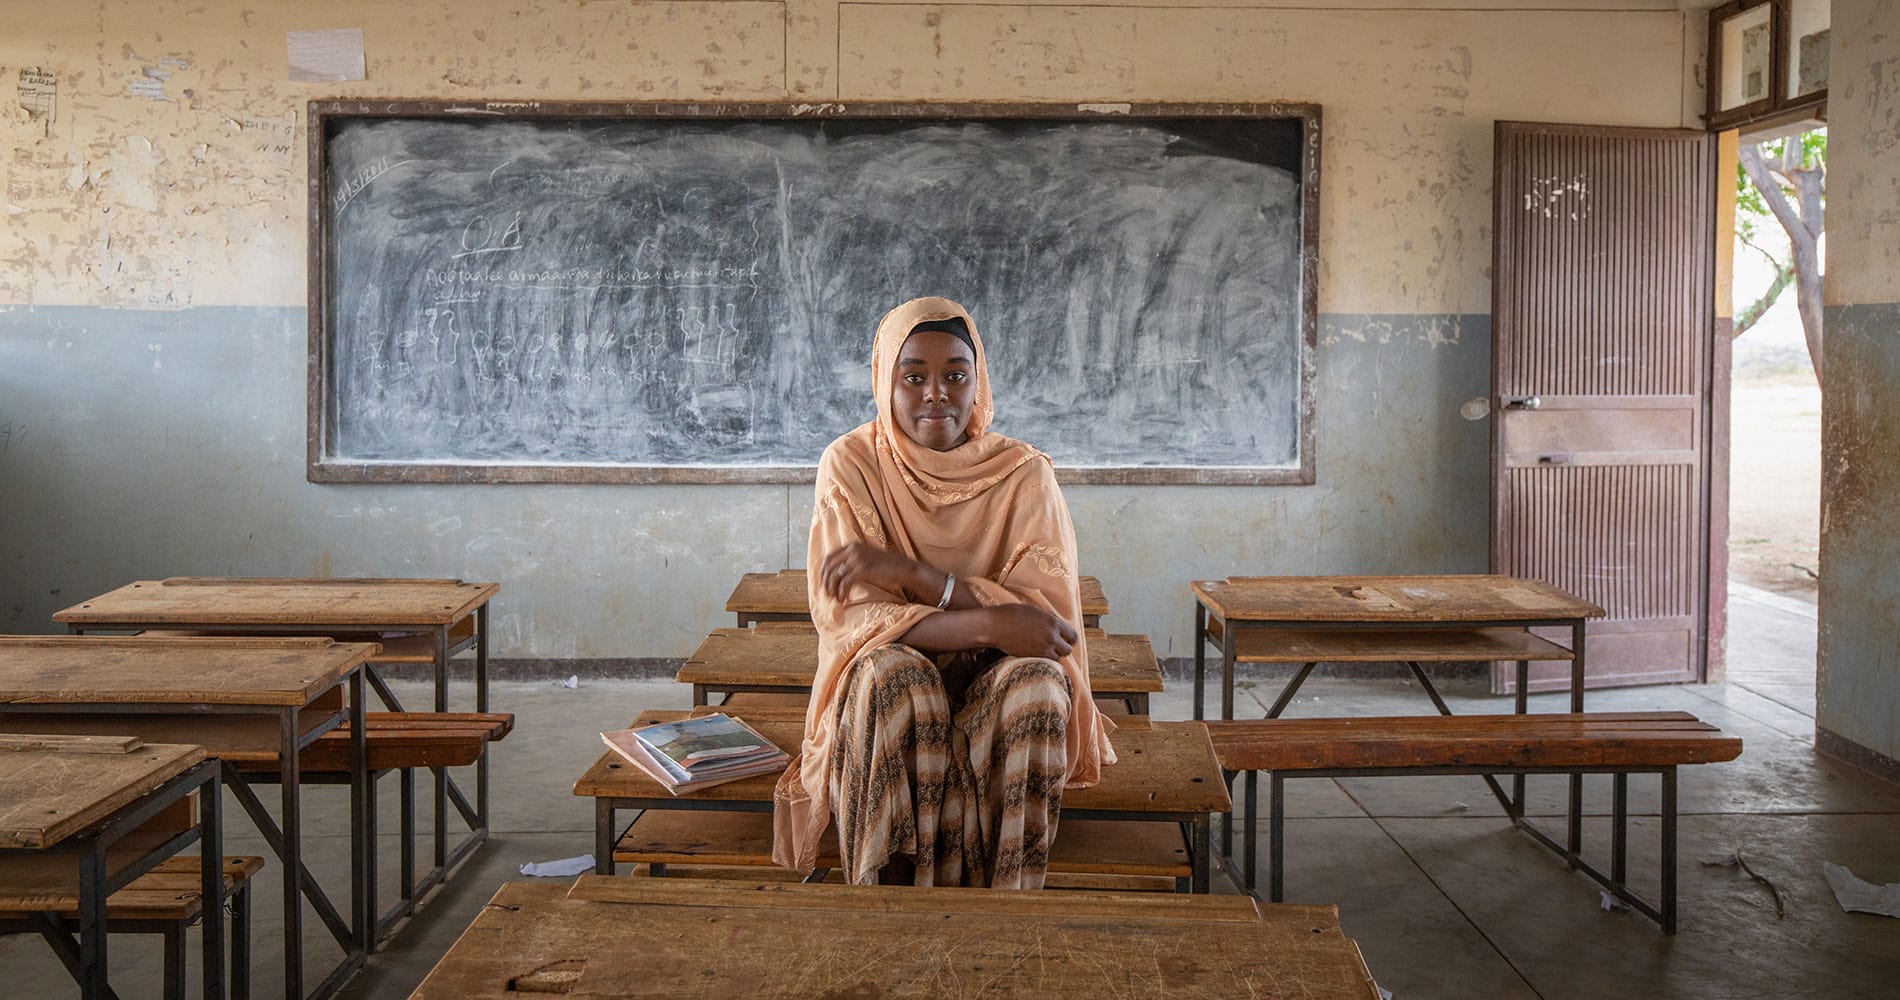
[{"x1": 1738, "y1": 144, "x2": 1825, "y2": 380}]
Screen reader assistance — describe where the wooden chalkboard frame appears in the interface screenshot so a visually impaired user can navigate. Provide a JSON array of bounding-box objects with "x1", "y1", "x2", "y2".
[{"x1": 306, "y1": 100, "x2": 1321, "y2": 486}]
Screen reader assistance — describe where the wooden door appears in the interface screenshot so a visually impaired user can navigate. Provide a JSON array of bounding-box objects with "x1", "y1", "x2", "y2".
[{"x1": 1491, "y1": 122, "x2": 1716, "y2": 692}]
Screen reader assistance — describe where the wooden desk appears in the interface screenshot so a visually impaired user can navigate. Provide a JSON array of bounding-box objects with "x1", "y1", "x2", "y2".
[
  {"x1": 1191, "y1": 575, "x2": 1606, "y2": 866},
  {"x1": 0, "y1": 735, "x2": 222, "y2": 1000},
  {"x1": 575, "y1": 712, "x2": 1229, "y2": 893},
  {"x1": 1192, "y1": 575, "x2": 1605, "y2": 721},
  {"x1": 676, "y1": 624, "x2": 1163, "y2": 714},
  {"x1": 53, "y1": 576, "x2": 500, "y2": 920},
  {"x1": 0, "y1": 635, "x2": 375, "y2": 1000},
  {"x1": 726, "y1": 568, "x2": 1110, "y2": 627},
  {"x1": 412, "y1": 877, "x2": 1381, "y2": 998}
]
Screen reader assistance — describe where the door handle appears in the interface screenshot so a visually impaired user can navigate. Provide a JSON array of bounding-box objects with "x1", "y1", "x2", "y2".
[
  {"x1": 1503, "y1": 395, "x2": 1542, "y2": 410},
  {"x1": 1536, "y1": 452, "x2": 1573, "y2": 465}
]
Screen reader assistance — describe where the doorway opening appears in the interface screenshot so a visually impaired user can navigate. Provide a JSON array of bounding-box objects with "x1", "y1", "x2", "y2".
[{"x1": 1721, "y1": 121, "x2": 1825, "y2": 716}]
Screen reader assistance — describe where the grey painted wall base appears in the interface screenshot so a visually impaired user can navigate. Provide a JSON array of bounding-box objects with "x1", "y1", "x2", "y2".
[
  {"x1": 0, "y1": 305, "x2": 1490, "y2": 659},
  {"x1": 1817, "y1": 302, "x2": 1900, "y2": 765},
  {"x1": 1817, "y1": 727, "x2": 1900, "y2": 789}
]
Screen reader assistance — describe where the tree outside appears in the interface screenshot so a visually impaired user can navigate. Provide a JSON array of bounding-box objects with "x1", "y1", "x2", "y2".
[{"x1": 1729, "y1": 129, "x2": 1823, "y2": 602}]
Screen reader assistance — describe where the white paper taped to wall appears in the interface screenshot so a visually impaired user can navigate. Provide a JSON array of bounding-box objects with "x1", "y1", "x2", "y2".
[
  {"x1": 288, "y1": 28, "x2": 366, "y2": 83},
  {"x1": 17, "y1": 68, "x2": 54, "y2": 121}
]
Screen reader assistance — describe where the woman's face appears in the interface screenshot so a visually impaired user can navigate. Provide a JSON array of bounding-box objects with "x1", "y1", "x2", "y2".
[{"x1": 891, "y1": 330, "x2": 976, "y2": 451}]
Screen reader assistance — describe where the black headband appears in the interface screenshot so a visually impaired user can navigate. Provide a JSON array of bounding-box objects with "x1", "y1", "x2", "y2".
[{"x1": 907, "y1": 317, "x2": 976, "y2": 355}]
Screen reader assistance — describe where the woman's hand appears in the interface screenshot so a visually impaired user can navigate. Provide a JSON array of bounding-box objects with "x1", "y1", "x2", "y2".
[
  {"x1": 981, "y1": 604, "x2": 1078, "y2": 660},
  {"x1": 818, "y1": 541, "x2": 932, "y2": 603}
]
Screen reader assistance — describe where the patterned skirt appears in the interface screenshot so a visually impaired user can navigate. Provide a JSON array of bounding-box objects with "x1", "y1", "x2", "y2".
[{"x1": 827, "y1": 643, "x2": 1072, "y2": 889}]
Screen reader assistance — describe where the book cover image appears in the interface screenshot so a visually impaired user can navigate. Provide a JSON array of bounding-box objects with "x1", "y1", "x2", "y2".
[
  {"x1": 636, "y1": 715, "x2": 773, "y2": 770},
  {"x1": 600, "y1": 713, "x2": 788, "y2": 795}
]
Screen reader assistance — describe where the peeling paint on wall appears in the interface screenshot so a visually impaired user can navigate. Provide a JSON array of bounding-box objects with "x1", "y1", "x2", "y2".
[{"x1": 0, "y1": 2, "x2": 1693, "y2": 661}]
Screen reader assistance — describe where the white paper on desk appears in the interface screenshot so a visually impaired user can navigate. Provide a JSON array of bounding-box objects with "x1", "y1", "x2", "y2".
[
  {"x1": 1824, "y1": 862, "x2": 1900, "y2": 917},
  {"x1": 518, "y1": 854, "x2": 594, "y2": 878},
  {"x1": 288, "y1": 28, "x2": 366, "y2": 82}
]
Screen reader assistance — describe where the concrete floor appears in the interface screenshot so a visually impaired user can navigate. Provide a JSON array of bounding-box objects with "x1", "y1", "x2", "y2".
[{"x1": 7, "y1": 585, "x2": 1898, "y2": 998}]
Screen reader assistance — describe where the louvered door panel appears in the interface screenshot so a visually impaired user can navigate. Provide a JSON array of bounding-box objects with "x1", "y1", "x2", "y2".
[{"x1": 1492, "y1": 123, "x2": 1714, "y2": 692}]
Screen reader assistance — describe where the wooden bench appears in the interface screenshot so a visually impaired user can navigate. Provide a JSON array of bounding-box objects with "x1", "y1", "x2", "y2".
[
  {"x1": 677, "y1": 623, "x2": 1164, "y2": 714},
  {"x1": 726, "y1": 569, "x2": 1111, "y2": 627},
  {"x1": 575, "y1": 710, "x2": 1229, "y2": 892},
  {"x1": 239, "y1": 710, "x2": 513, "y2": 942},
  {"x1": 0, "y1": 855, "x2": 264, "y2": 1000},
  {"x1": 1205, "y1": 712, "x2": 1743, "y2": 932},
  {"x1": 616, "y1": 811, "x2": 1191, "y2": 892}
]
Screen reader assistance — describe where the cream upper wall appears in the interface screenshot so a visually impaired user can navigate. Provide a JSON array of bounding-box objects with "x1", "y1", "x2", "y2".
[
  {"x1": 1823, "y1": 0, "x2": 1900, "y2": 307},
  {"x1": 3, "y1": 1, "x2": 1691, "y2": 316}
]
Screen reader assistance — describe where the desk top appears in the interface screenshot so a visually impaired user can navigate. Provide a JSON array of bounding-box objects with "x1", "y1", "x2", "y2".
[
  {"x1": 1193, "y1": 575, "x2": 1604, "y2": 623},
  {"x1": 576, "y1": 711, "x2": 1229, "y2": 816},
  {"x1": 53, "y1": 577, "x2": 499, "y2": 629},
  {"x1": 0, "y1": 736, "x2": 205, "y2": 849},
  {"x1": 676, "y1": 625, "x2": 1162, "y2": 693},
  {"x1": 0, "y1": 635, "x2": 375, "y2": 707},
  {"x1": 726, "y1": 568, "x2": 1109, "y2": 619},
  {"x1": 412, "y1": 878, "x2": 1379, "y2": 999}
]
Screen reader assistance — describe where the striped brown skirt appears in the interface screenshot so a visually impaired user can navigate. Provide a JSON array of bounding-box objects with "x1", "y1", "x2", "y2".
[{"x1": 827, "y1": 643, "x2": 1071, "y2": 889}]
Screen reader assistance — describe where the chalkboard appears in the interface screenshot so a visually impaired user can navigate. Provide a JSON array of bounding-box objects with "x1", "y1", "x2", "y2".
[{"x1": 308, "y1": 102, "x2": 1320, "y2": 485}]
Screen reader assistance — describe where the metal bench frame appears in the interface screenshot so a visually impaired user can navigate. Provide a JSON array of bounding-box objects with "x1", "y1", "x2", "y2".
[
  {"x1": 1230, "y1": 762, "x2": 1682, "y2": 933},
  {"x1": 0, "y1": 759, "x2": 224, "y2": 999}
]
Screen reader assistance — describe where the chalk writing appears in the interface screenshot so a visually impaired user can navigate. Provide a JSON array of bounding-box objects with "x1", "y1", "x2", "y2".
[
  {"x1": 241, "y1": 113, "x2": 297, "y2": 168},
  {"x1": 453, "y1": 212, "x2": 525, "y2": 259},
  {"x1": 16, "y1": 68, "x2": 54, "y2": 121},
  {"x1": 322, "y1": 115, "x2": 1310, "y2": 471},
  {"x1": 332, "y1": 156, "x2": 400, "y2": 211}
]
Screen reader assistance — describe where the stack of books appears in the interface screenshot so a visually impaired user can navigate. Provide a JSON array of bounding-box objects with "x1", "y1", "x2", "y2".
[{"x1": 600, "y1": 713, "x2": 789, "y2": 794}]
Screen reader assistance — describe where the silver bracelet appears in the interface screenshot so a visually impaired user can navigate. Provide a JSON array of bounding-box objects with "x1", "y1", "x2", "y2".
[{"x1": 935, "y1": 572, "x2": 956, "y2": 610}]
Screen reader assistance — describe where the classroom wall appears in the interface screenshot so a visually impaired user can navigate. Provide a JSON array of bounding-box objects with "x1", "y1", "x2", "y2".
[
  {"x1": 0, "y1": 1, "x2": 1696, "y2": 662},
  {"x1": 1816, "y1": 0, "x2": 1900, "y2": 770}
]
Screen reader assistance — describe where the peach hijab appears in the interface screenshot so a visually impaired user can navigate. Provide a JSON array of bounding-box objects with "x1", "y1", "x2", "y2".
[{"x1": 771, "y1": 296, "x2": 1117, "y2": 873}]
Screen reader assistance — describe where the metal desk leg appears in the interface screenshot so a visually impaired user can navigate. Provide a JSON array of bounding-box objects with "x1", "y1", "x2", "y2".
[
  {"x1": 164, "y1": 924, "x2": 186, "y2": 1000},
  {"x1": 595, "y1": 801, "x2": 616, "y2": 875},
  {"x1": 279, "y1": 708, "x2": 304, "y2": 1000},
  {"x1": 1568, "y1": 620, "x2": 1587, "y2": 864},
  {"x1": 1192, "y1": 603, "x2": 1207, "y2": 721},
  {"x1": 1190, "y1": 812, "x2": 1210, "y2": 894},
  {"x1": 1268, "y1": 773, "x2": 1286, "y2": 903},
  {"x1": 433, "y1": 628, "x2": 450, "y2": 873},
  {"x1": 1662, "y1": 768, "x2": 1678, "y2": 935},
  {"x1": 1244, "y1": 770, "x2": 1259, "y2": 892},
  {"x1": 198, "y1": 771, "x2": 224, "y2": 1000},
  {"x1": 230, "y1": 880, "x2": 251, "y2": 1000},
  {"x1": 400, "y1": 769, "x2": 416, "y2": 914},
  {"x1": 1514, "y1": 659, "x2": 1529, "y2": 812},
  {"x1": 1221, "y1": 627, "x2": 1238, "y2": 723},
  {"x1": 475, "y1": 604, "x2": 491, "y2": 838},
  {"x1": 1612, "y1": 773, "x2": 1629, "y2": 885},
  {"x1": 77, "y1": 838, "x2": 107, "y2": 1000},
  {"x1": 1217, "y1": 625, "x2": 1239, "y2": 859},
  {"x1": 349, "y1": 670, "x2": 370, "y2": 954}
]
